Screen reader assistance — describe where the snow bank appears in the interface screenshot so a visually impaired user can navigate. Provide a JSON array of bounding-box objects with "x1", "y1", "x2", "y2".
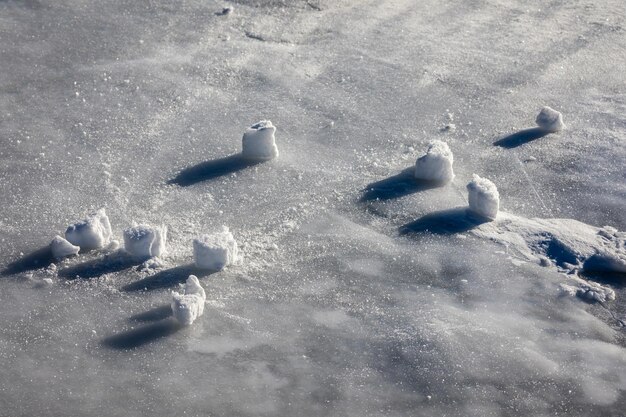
[
  {"x1": 123, "y1": 224, "x2": 167, "y2": 259},
  {"x1": 241, "y1": 120, "x2": 279, "y2": 160},
  {"x1": 50, "y1": 235, "x2": 80, "y2": 259},
  {"x1": 171, "y1": 275, "x2": 206, "y2": 326},
  {"x1": 65, "y1": 208, "x2": 112, "y2": 250},
  {"x1": 467, "y1": 175, "x2": 499, "y2": 220},
  {"x1": 535, "y1": 106, "x2": 565, "y2": 133},
  {"x1": 193, "y1": 227, "x2": 239, "y2": 270},
  {"x1": 414, "y1": 140, "x2": 454, "y2": 183}
]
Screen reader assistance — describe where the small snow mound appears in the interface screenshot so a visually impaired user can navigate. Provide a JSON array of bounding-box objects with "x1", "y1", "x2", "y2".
[
  {"x1": 65, "y1": 208, "x2": 112, "y2": 250},
  {"x1": 193, "y1": 227, "x2": 239, "y2": 270},
  {"x1": 467, "y1": 175, "x2": 499, "y2": 220},
  {"x1": 50, "y1": 235, "x2": 80, "y2": 259},
  {"x1": 559, "y1": 280, "x2": 615, "y2": 303},
  {"x1": 171, "y1": 275, "x2": 206, "y2": 325},
  {"x1": 414, "y1": 140, "x2": 454, "y2": 183},
  {"x1": 123, "y1": 224, "x2": 167, "y2": 259},
  {"x1": 242, "y1": 120, "x2": 278, "y2": 160},
  {"x1": 535, "y1": 106, "x2": 565, "y2": 132}
]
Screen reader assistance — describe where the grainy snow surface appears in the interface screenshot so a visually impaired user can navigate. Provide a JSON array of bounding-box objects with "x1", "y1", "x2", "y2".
[{"x1": 1, "y1": 0, "x2": 625, "y2": 416}]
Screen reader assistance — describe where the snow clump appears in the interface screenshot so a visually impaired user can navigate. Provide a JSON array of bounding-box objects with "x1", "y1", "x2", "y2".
[
  {"x1": 65, "y1": 208, "x2": 112, "y2": 250},
  {"x1": 241, "y1": 120, "x2": 279, "y2": 160},
  {"x1": 123, "y1": 224, "x2": 167, "y2": 259},
  {"x1": 467, "y1": 175, "x2": 499, "y2": 220},
  {"x1": 414, "y1": 140, "x2": 454, "y2": 183},
  {"x1": 50, "y1": 235, "x2": 80, "y2": 259},
  {"x1": 535, "y1": 106, "x2": 565, "y2": 132},
  {"x1": 193, "y1": 227, "x2": 239, "y2": 270},
  {"x1": 171, "y1": 275, "x2": 206, "y2": 325}
]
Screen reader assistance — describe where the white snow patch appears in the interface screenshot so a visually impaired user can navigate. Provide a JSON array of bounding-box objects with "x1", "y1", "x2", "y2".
[
  {"x1": 50, "y1": 235, "x2": 80, "y2": 259},
  {"x1": 414, "y1": 140, "x2": 454, "y2": 183},
  {"x1": 193, "y1": 227, "x2": 239, "y2": 271},
  {"x1": 241, "y1": 120, "x2": 279, "y2": 161},
  {"x1": 65, "y1": 208, "x2": 112, "y2": 250},
  {"x1": 535, "y1": 106, "x2": 565, "y2": 133},
  {"x1": 123, "y1": 224, "x2": 167, "y2": 259},
  {"x1": 467, "y1": 175, "x2": 499, "y2": 220},
  {"x1": 171, "y1": 275, "x2": 206, "y2": 326}
]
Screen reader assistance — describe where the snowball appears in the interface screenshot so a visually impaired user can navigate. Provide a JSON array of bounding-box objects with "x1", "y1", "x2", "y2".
[
  {"x1": 65, "y1": 208, "x2": 112, "y2": 250},
  {"x1": 414, "y1": 140, "x2": 455, "y2": 183},
  {"x1": 171, "y1": 275, "x2": 206, "y2": 326},
  {"x1": 467, "y1": 174, "x2": 499, "y2": 220},
  {"x1": 123, "y1": 224, "x2": 167, "y2": 259},
  {"x1": 50, "y1": 235, "x2": 80, "y2": 259},
  {"x1": 241, "y1": 120, "x2": 279, "y2": 160},
  {"x1": 535, "y1": 106, "x2": 565, "y2": 132},
  {"x1": 193, "y1": 227, "x2": 239, "y2": 270}
]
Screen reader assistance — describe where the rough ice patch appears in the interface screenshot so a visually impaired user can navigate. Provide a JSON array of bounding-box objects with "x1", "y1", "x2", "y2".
[
  {"x1": 535, "y1": 106, "x2": 565, "y2": 132},
  {"x1": 467, "y1": 175, "x2": 499, "y2": 220},
  {"x1": 171, "y1": 275, "x2": 206, "y2": 326},
  {"x1": 123, "y1": 224, "x2": 167, "y2": 259},
  {"x1": 50, "y1": 235, "x2": 80, "y2": 259},
  {"x1": 65, "y1": 208, "x2": 112, "y2": 250},
  {"x1": 193, "y1": 227, "x2": 239, "y2": 270},
  {"x1": 414, "y1": 140, "x2": 455, "y2": 183},
  {"x1": 241, "y1": 120, "x2": 279, "y2": 160}
]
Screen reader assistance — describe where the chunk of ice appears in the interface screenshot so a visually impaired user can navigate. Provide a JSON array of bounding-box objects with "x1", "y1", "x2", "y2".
[
  {"x1": 50, "y1": 235, "x2": 80, "y2": 259},
  {"x1": 535, "y1": 106, "x2": 565, "y2": 132},
  {"x1": 171, "y1": 275, "x2": 206, "y2": 326},
  {"x1": 65, "y1": 208, "x2": 112, "y2": 250},
  {"x1": 241, "y1": 120, "x2": 279, "y2": 160},
  {"x1": 467, "y1": 175, "x2": 499, "y2": 220},
  {"x1": 414, "y1": 140, "x2": 454, "y2": 183},
  {"x1": 193, "y1": 227, "x2": 238, "y2": 270},
  {"x1": 123, "y1": 224, "x2": 167, "y2": 259}
]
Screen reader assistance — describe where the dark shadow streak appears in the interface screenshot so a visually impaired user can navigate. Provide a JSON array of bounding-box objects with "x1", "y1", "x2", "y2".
[
  {"x1": 122, "y1": 264, "x2": 214, "y2": 292},
  {"x1": 493, "y1": 127, "x2": 549, "y2": 149},
  {"x1": 58, "y1": 251, "x2": 140, "y2": 279},
  {"x1": 101, "y1": 319, "x2": 183, "y2": 350},
  {"x1": 2, "y1": 246, "x2": 55, "y2": 276},
  {"x1": 129, "y1": 305, "x2": 172, "y2": 322},
  {"x1": 400, "y1": 207, "x2": 488, "y2": 235},
  {"x1": 168, "y1": 154, "x2": 262, "y2": 187},
  {"x1": 360, "y1": 168, "x2": 444, "y2": 202}
]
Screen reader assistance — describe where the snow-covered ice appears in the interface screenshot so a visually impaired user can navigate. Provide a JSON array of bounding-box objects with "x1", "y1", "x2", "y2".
[
  {"x1": 50, "y1": 235, "x2": 80, "y2": 259},
  {"x1": 241, "y1": 120, "x2": 279, "y2": 160},
  {"x1": 171, "y1": 275, "x2": 206, "y2": 326},
  {"x1": 193, "y1": 227, "x2": 238, "y2": 270},
  {"x1": 467, "y1": 175, "x2": 500, "y2": 220},
  {"x1": 64, "y1": 208, "x2": 112, "y2": 250},
  {"x1": 414, "y1": 140, "x2": 455, "y2": 183},
  {"x1": 535, "y1": 106, "x2": 565, "y2": 132},
  {"x1": 123, "y1": 224, "x2": 167, "y2": 259}
]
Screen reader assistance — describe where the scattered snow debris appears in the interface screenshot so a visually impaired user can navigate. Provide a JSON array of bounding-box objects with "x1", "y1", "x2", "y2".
[
  {"x1": 139, "y1": 257, "x2": 164, "y2": 271},
  {"x1": 535, "y1": 106, "x2": 565, "y2": 132},
  {"x1": 559, "y1": 278, "x2": 616, "y2": 303},
  {"x1": 65, "y1": 208, "x2": 112, "y2": 250},
  {"x1": 123, "y1": 224, "x2": 167, "y2": 259},
  {"x1": 42, "y1": 278, "x2": 54, "y2": 286},
  {"x1": 467, "y1": 174, "x2": 499, "y2": 220},
  {"x1": 241, "y1": 120, "x2": 279, "y2": 160},
  {"x1": 171, "y1": 275, "x2": 206, "y2": 326},
  {"x1": 50, "y1": 235, "x2": 80, "y2": 259},
  {"x1": 414, "y1": 140, "x2": 455, "y2": 183},
  {"x1": 193, "y1": 227, "x2": 239, "y2": 270}
]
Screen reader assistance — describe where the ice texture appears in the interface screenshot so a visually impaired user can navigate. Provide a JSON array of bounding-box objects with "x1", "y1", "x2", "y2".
[
  {"x1": 414, "y1": 140, "x2": 454, "y2": 183},
  {"x1": 123, "y1": 224, "x2": 167, "y2": 259},
  {"x1": 64, "y1": 208, "x2": 112, "y2": 250},
  {"x1": 241, "y1": 120, "x2": 279, "y2": 160},
  {"x1": 535, "y1": 106, "x2": 565, "y2": 132},
  {"x1": 50, "y1": 236, "x2": 80, "y2": 259},
  {"x1": 193, "y1": 227, "x2": 239, "y2": 270},
  {"x1": 467, "y1": 175, "x2": 499, "y2": 220},
  {"x1": 171, "y1": 275, "x2": 206, "y2": 326}
]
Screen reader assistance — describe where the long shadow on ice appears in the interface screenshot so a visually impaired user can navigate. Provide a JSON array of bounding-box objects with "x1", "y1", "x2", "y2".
[
  {"x1": 168, "y1": 154, "x2": 262, "y2": 186},
  {"x1": 400, "y1": 207, "x2": 488, "y2": 235},
  {"x1": 122, "y1": 264, "x2": 214, "y2": 292},
  {"x1": 58, "y1": 251, "x2": 140, "y2": 280},
  {"x1": 494, "y1": 127, "x2": 549, "y2": 149},
  {"x1": 360, "y1": 168, "x2": 443, "y2": 201},
  {"x1": 102, "y1": 318, "x2": 183, "y2": 350},
  {"x1": 129, "y1": 304, "x2": 172, "y2": 322},
  {"x1": 1, "y1": 246, "x2": 55, "y2": 276}
]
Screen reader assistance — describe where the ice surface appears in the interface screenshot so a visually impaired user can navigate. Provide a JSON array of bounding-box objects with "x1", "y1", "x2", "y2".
[
  {"x1": 171, "y1": 275, "x2": 206, "y2": 326},
  {"x1": 193, "y1": 227, "x2": 239, "y2": 270},
  {"x1": 64, "y1": 208, "x2": 112, "y2": 250},
  {"x1": 536, "y1": 106, "x2": 565, "y2": 132},
  {"x1": 50, "y1": 235, "x2": 79, "y2": 259},
  {"x1": 467, "y1": 175, "x2": 499, "y2": 220},
  {"x1": 123, "y1": 224, "x2": 167, "y2": 259},
  {"x1": 414, "y1": 140, "x2": 454, "y2": 183},
  {"x1": 241, "y1": 120, "x2": 279, "y2": 161}
]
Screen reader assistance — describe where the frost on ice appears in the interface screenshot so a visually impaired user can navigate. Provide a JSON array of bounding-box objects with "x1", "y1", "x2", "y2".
[
  {"x1": 193, "y1": 227, "x2": 239, "y2": 271},
  {"x1": 535, "y1": 106, "x2": 565, "y2": 133},
  {"x1": 241, "y1": 120, "x2": 279, "y2": 160},
  {"x1": 171, "y1": 275, "x2": 206, "y2": 326},
  {"x1": 50, "y1": 235, "x2": 80, "y2": 259},
  {"x1": 123, "y1": 224, "x2": 167, "y2": 259},
  {"x1": 65, "y1": 208, "x2": 112, "y2": 250},
  {"x1": 467, "y1": 175, "x2": 499, "y2": 220},
  {"x1": 414, "y1": 140, "x2": 455, "y2": 183}
]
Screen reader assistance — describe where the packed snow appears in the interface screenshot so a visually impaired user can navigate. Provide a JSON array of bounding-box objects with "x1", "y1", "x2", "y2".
[
  {"x1": 241, "y1": 120, "x2": 279, "y2": 161},
  {"x1": 171, "y1": 275, "x2": 206, "y2": 326},
  {"x1": 535, "y1": 106, "x2": 565, "y2": 132},
  {"x1": 193, "y1": 227, "x2": 239, "y2": 270},
  {"x1": 50, "y1": 235, "x2": 80, "y2": 259},
  {"x1": 413, "y1": 140, "x2": 455, "y2": 183},
  {"x1": 123, "y1": 224, "x2": 167, "y2": 259},
  {"x1": 64, "y1": 208, "x2": 112, "y2": 250},
  {"x1": 466, "y1": 175, "x2": 500, "y2": 220}
]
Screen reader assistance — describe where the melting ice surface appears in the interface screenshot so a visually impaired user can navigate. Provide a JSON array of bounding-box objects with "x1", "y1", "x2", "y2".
[{"x1": 0, "y1": 0, "x2": 625, "y2": 416}]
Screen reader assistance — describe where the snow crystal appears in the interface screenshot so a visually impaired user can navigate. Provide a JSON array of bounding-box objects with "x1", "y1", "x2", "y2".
[
  {"x1": 65, "y1": 208, "x2": 112, "y2": 250},
  {"x1": 241, "y1": 120, "x2": 279, "y2": 160},
  {"x1": 123, "y1": 224, "x2": 167, "y2": 259},
  {"x1": 467, "y1": 175, "x2": 499, "y2": 220},
  {"x1": 50, "y1": 235, "x2": 80, "y2": 259},
  {"x1": 171, "y1": 275, "x2": 206, "y2": 326},
  {"x1": 535, "y1": 106, "x2": 565, "y2": 133},
  {"x1": 193, "y1": 227, "x2": 238, "y2": 270},
  {"x1": 414, "y1": 140, "x2": 454, "y2": 183}
]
